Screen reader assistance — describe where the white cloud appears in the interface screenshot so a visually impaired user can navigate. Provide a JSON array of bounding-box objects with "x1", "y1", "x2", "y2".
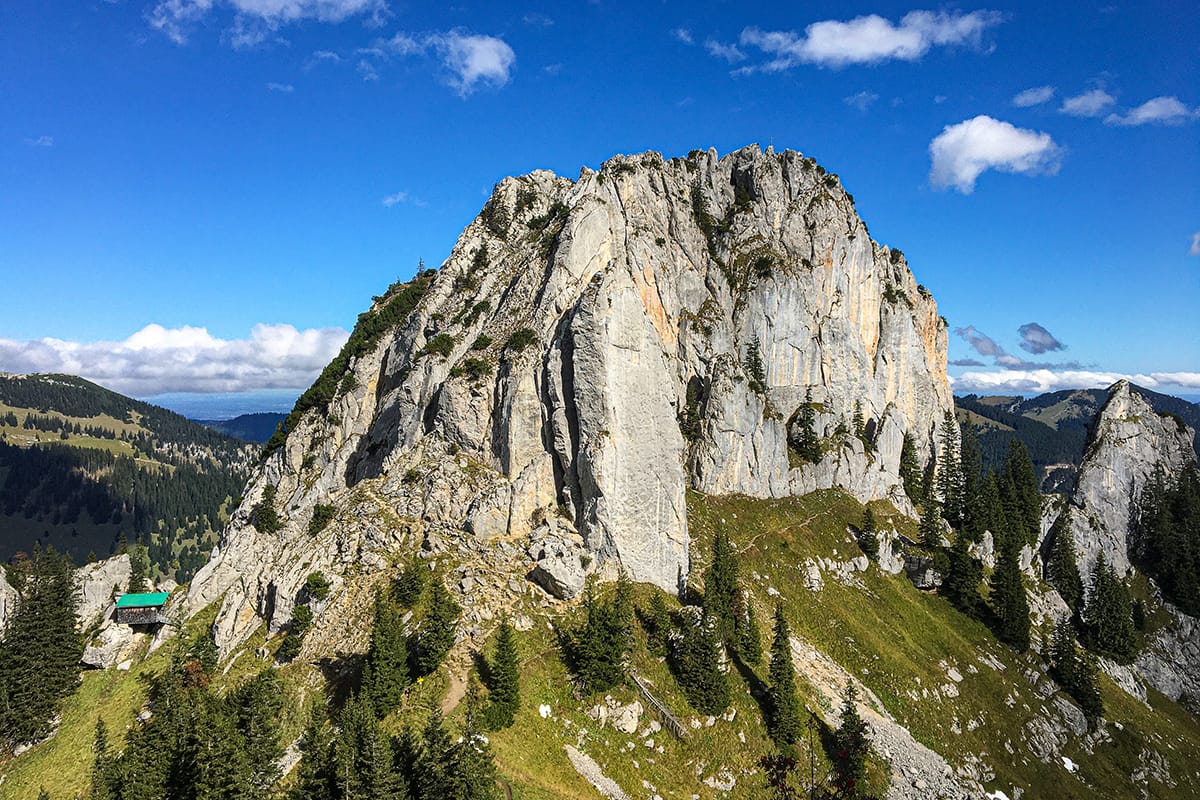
[
  {"x1": 523, "y1": 13, "x2": 553, "y2": 28},
  {"x1": 381, "y1": 191, "x2": 407, "y2": 206},
  {"x1": 1012, "y1": 85, "x2": 1054, "y2": 107},
  {"x1": 1190, "y1": 232, "x2": 1200, "y2": 256},
  {"x1": 952, "y1": 369, "x2": 1200, "y2": 394},
  {"x1": 265, "y1": 81, "x2": 294, "y2": 92},
  {"x1": 672, "y1": 28, "x2": 693, "y2": 45},
  {"x1": 1105, "y1": 96, "x2": 1199, "y2": 126},
  {"x1": 844, "y1": 90, "x2": 879, "y2": 112},
  {"x1": 929, "y1": 115, "x2": 1060, "y2": 194},
  {"x1": 1059, "y1": 88, "x2": 1115, "y2": 117},
  {"x1": 705, "y1": 39, "x2": 745, "y2": 63},
  {"x1": 148, "y1": 0, "x2": 386, "y2": 45},
  {"x1": 370, "y1": 30, "x2": 515, "y2": 95},
  {"x1": 24, "y1": 135, "x2": 54, "y2": 147},
  {"x1": 739, "y1": 10, "x2": 1003, "y2": 70},
  {"x1": 311, "y1": 49, "x2": 341, "y2": 63},
  {"x1": 0, "y1": 324, "x2": 349, "y2": 396}
]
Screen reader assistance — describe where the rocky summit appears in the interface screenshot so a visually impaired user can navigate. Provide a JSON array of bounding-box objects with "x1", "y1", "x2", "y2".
[{"x1": 185, "y1": 145, "x2": 953, "y2": 655}]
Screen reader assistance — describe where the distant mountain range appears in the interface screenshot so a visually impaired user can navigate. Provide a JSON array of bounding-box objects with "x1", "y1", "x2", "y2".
[
  {"x1": 197, "y1": 412, "x2": 286, "y2": 444},
  {"x1": 956, "y1": 383, "x2": 1200, "y2": 493},
  {"x1": 0, "y1": 373, "x2": 254, "y2": 579}
]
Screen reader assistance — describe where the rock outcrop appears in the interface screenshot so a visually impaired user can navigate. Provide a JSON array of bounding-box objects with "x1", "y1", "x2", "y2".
[
  {"x1": 1059, "y1": 380, "x2": 1195, "y2": 579},
  {"x1": 184, "y1": 145, "x2": 953, "y2": 656}
]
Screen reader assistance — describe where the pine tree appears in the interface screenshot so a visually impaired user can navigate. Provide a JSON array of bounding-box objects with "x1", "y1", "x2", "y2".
[
  {"x1": 919, "y1": 496, "x2": 943, "y2": 550},
  {"x1": 485, "y1": 617, "x2": 520, "y2": 730},
  {"x1": 797, "y1": 389, "x2": 820, "y2": 463},
  {"x1": 942, "y1": 533, "x2": 982, "y2": 616},
  {"x1": 1002, "y1": 441, "x2": 1041, "y2": 546},
  {"x1": 410, "y1": 577, "x2": 461, "y2": 676},
  {"x1": 449, "y1": 677, "x2": 500, "y2": 800},
  {"x1": 858, "y1": 507, "x2": 879, "y2": 561},
  {"x1": 899, "y1": 433, "x2": 922, "y2": 502},
  {"x1": 935, "y1": 411, "x2": 964, "y2": 528},
  {"x1": 1084, "y1": 554, "x2": 1138, "y2": 664},
  {"x1": 745, "y1": 335, "x2": 768, "y2": 394},
  {"x1": 766, "y1": 604, "x2": 801, "y2": 745},
  {"x1": 364, "y1": 594, "x2": 411, "y2": 717},
  {"x1": 959, "y1": 423, "x2": 984, "y2": 540},
  {"x1": 1046, "y1": 514, "x2": 1084, "y2": 615},
  {"x1": 734, "y1": 589, "x2": 763, "y2": 665},
  {"x1": 852, "y1": 401, "x2": 867, "y2": 444},
  {"x1": 292, "y1": 704, "x2": 336, "y2": 800},
  {"x1": 989, "y1": 541, "x2": 1031, "y2": 652},
  {"x1": 1049, "y1": 619, "x2": 1103, "y2": 725},
  {"x1": 90, "y1": 719, "x2": 115, "y2": 800},
  {"x1": 230, "y1": 668, "x2": 285, "y2": 792},
  {"x1": 671, "y1": 611, "x2": 730, "y2": 716},
  {"x1": 833, "y1": 683, "x2": 871, "y2": 798},
  {"x1": 704, "y1": 529, "x2": 740, "y2": 647}
]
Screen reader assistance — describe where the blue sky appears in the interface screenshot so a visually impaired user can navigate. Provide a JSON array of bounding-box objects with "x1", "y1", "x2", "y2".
[{"x1": 1, "y1": 0, "x2": 1197, "y2": 413}]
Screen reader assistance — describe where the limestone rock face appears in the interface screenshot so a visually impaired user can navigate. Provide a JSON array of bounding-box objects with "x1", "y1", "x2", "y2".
[
  {"x1": 184, "y1": 145, "x2": 953, "y2": 657},
  {"x1": 1061, "y1": 381, "x2": 1195, "y2": 579},
  {"x1": 76, "y1": 554, "x2": 131, "y2": 628}
]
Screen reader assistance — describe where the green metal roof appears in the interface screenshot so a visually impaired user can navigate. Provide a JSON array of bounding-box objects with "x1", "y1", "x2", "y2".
[{"x1": 115, "y1": 591, "x2": 169, "y2": 609}]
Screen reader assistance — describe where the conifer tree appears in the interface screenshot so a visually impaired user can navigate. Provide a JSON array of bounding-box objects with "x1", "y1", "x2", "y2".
[
  {"x1": 1049, "y1": 619, "x2": 1103, "y2": 725},
  {"x1": 485, "y1": 617, "x2": 520, "y2": 730},
  {"x1": 704, "y1": 529, "x2": 739, "y2": 646},
  {"x1": 734, "y1": 589, "x2": 763, "y2": 665},
  {"x1": 90, "y1": 719, "x2": 115, "y2": 800},
  {"x1": 935, "y1": 411, "x2": 964, "y2": 528},
  {"x1": 292, "y1": 704, "x2": 336, "y2": 800},
  {"x1": 334, "y1": 693, "x2": 403, "y2": 800},
  {"x1": 978, "y1": 471, "x2": 1008, "y2": 546},
  {"x1": 566, "y1": 574, "x2": 634, "y2": 694},
  {"x1": 1002, "y1": 441, "x2": 1041, "y2": 546},
  {"x1": 449, "y1": 677, "x2": 500, "y2": 800},
  {"x1": 833, "y1": 683, "x2": 871, "y2": 798},
  {"x1": 393, "y1": 557, "x2": 427, "y2": 608},
  {"x1": 414, "y1": 709, "x2": 454, "y2": 800},
  {"x1": 959, "y1": 423, "x2": 984, "y2": 540},
  {"x1": 858, "y1": 508, "x2": 879, "y2": 561},
  {"x1": 410, "y1": 577, "x2": 461, "y2": 676},
  {"x1": 1046, "y1": 514, "x2": 1084, "y2": 615},
  {"x1": 898, "y1": 433, "x2": 922, "y2": 502},
  {"x1": 745, "y1": 336, "x2": 767, "y2": 394},
  {"x1": 919, "y1": 496, "x2": 943, "y2": 550},
  {"x1": 852, "y1": 401, "x2": 867, "y2": 444},
  {"x1": 1084, "y1": 554, "x2": 1137, "y2": 664},
  {"x1": 364, "y1": 594, "x2": 411, "y2": 717},
  {"x1": 643, "y1": 593, "x2": 672, "y2": 657},
  {"x1": 231, "y1": 668, "x2": 286, "y2": 792},
  {"x1": 989, "y1": 541, "x2": 1031, "y2": 652},
  {"x1": 797, "y1": 389, "x2": 820, "y2": 463},
  {"x1": 128, "y1": 545, "x2": 150, "y2": 593},
  {"x1": 671, "y1": 610, "x2": 730, "y2": 715},
  {"x1": 766, "y1": 604, "x2": 801, "y2": 745},
  {"x1": 942, "y1": 533, "x2": 982, "y2": 616}
]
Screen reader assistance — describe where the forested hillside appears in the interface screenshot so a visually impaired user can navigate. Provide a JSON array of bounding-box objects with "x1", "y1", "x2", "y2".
[
  {"x1": 956, "y1": 384, "x2": 1200, "y2": 493},
  {"x1": 0, "y1": 374, "x2": 254, "y2": 580}
]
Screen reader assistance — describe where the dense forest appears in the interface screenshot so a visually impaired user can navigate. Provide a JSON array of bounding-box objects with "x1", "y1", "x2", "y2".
[{"x1": 0, "y1": 374, "x2": 252, "y2": 580}]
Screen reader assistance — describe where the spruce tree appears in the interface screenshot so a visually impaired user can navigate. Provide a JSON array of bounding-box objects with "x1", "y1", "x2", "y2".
[
  {"x1": 852, "y1": 401, "x2": 867, "y2": 444},
  {"x1": 1084, "y1": 554, "x2": 1137, "y2": 664},
  {"x1": 1049, "y1": 619, "x2": 1103, "y2": 725},
  {"x1": 745, "y1": 336, "x2": 768, "y2": 394},
  {"x1": 335, "y1": 693, "x2": 401, "y2": 800},
  {"x1": 1046, "y1": 514, "x2": 1084, "y2": 615},
  {"x1": 959, "y1": 423, "x2": 983, "y2": 540},
  {"x1": 919, "y1": 496, "x2": 943, "y2": 550},
  {"x1": 292, "y1": 704, "x2": 336, "y2": 800},
  {"x1": 671, "y1": 610, "x2": 730, "y2": 715},
  {"x1": 1002, "y1": 441, "x2": 1041, "y2": 546},
  {"x1": 231, "y1": 668, "x2": 286, "y2": 792},
  {"x1": 766, "y1": 604, "x2": 801, "y2": 745},
  {"x1": 989, "y1": 541, "x2": 1031, "y2": 652},
  {"x1": 833, "y1": 682, "x2": 871, "y2": 798},
  {"x1": 898, "y1": 432, "x2": 922, "y2": 502},
  {"x1": 935, "y1": 411, "x2": 964, "y2": 528},
  {"x1": 734, "y1": 589, "x2": 763, "y2": 665},
  {"x1": 128, "y1": 545, "x2": 150, "y2": 593},
  {"x1": 978, "y1": 471, "x2": 1008, "y2": 547},
  {"x1": 393, "y1": 557, "x2": 427, "y2": 608},
  {"x1": 798, "y1": 389, "x2": 820, "y2": 463},
  {"x1": 942, "y1": 533, "x2": 982, "y2": 616},
  {"x1": 90, "y1": 719, "x2": 115, "y2": 800},
  {"x1": 364, "y1": 594, "x2": 411, "y2": 717},
  {"x1": 858, "y1": 507, "x2": 879, "y2": 561},
  {"x1": 704, "y1": 529, "x2": 739, "y2": 646},
  {"x1": 414, "y1": 709, "x2": 454, "y2": 800},
  {"x1": 643, "y1": 593, "x2": 672, "y2": 657},
  {"x1": 485, "y1": 617, "x2": 520, "y2": 730},
  {"x1": 410, "y1": 577, "x2": 461, "y2": 676},
  {"x1": 450, "y1": 677, "x2": 500, "y2": 800}
]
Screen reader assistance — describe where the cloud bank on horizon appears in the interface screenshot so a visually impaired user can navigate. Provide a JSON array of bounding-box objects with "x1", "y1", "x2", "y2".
[{"x1": 0, "y1": 324, "x2": 349, "y2": 397}]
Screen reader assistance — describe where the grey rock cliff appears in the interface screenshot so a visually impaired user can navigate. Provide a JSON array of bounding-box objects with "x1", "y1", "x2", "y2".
[
  {"x1": 184, "y1": 145, "x2": 954, "y2": 656},
  {"x1": 1061, "y1": 381, "x2": 1195, "y2": 579}
]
